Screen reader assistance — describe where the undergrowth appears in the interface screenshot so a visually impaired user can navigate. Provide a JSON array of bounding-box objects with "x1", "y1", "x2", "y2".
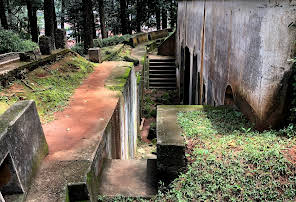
[
  {"x1": 158, "y1": 107, "x2": 296, "y2": 201},
  {"x1": 0, "y1": 54, "x2": 94, "y2": 123}
]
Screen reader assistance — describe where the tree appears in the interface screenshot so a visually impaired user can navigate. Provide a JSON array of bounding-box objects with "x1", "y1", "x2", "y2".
[
  {"x1": 161, "y1": 0, "x2": 168, "y2": 29},
  {"x1": 61, "y1": 0, "x2": 65, "y2": 29},
  {"x1": 98, "y1": 0, "x2": 107, "y2": 38},
  {"x1": 26, "y1": 0, "x2": 39, "y2": 42},
  {"x1": 44, "y1": 0, "x2": 56, "y2": 48},
  {"x1": 119, "y1": 0, "x2": 128, "y2": 34},
  {"x1": 82, "y1": 0, "x2": 94, "y2": 52},
  {"x1": 0, "y1": 0, "x2": 9, "y2": 29},
  {"x1": 155, "y1": 1, "x2": 161, "y2": 30}
]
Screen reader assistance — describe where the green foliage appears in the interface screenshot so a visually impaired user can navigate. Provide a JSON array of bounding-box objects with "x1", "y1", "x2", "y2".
[
  {"x1": 71, "y1": 42, "x2": 84, "y2": 56},
  {"x1": 0, "y1": 30, "x2": 38, "y2": 54},
  {"x1": 0, "y1": 55, "x2": 94, "y2": 122},
  {"x1": 93, "y1": 35, "x2": 132, "y2": 48},
  {"x1": 152, "y1": 108, "x2": 296, "y2": 201}
]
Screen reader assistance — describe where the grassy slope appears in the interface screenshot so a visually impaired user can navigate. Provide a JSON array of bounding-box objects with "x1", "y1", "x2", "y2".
[
  {"x1": 159, "y1": 107, "x2": 296, "y2": 201},
  {"x1": 0, "y1": 54, "x2": 95, "y2": 123}
]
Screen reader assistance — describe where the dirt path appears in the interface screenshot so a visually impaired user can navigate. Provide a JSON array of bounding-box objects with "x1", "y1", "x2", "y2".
[
  {"x1": 26, "y1": 61, "x2": 123, "y2": 201},
  {"x1": 43, "y1": 61, "x2": 119, "y2": 160}
]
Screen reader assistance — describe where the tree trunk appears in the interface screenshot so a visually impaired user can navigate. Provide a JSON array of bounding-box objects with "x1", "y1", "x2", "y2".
[
  {"x1": 82, "y1": 0, "x2": 94, "y2": 53},
  {"x1": 98, "y1": 0, "x2": 107, "y2": 38},
  {"x1": 44, "y1": 0, "x2": 56, "y2": 49},
  {"x1": 136, "y1": 0, "x2": 142, "y2": 32},
  {"x1": 92, "y1": 8, "x2": 96, "y2": 38},
  {"x1": 61, "y1": 0, "x2": 65, "y2": 29},
  {"x1": 0, "y1": 0, "x2": 8, "y2": 29},
  {"x1": 155, "y1": 2, "x2": 161, "y2": 30},
  {"x1": 119, "y1": 0, "x2": 128, "y2": 35},
  {"x1": 31, "y1": 7, "x2": 39, "y2": 42},
  {"x1": 27, "y1": 0, "x2": 39, "y2": 43},
  {"x1": 161, "y1": 3, "x2": 167, "y2": 29},
  {"x1": 170, "y1": 0, "x2": 176, "y2": 28}
]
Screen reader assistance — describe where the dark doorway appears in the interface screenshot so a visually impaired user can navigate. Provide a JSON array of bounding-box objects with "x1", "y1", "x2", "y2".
[
  {"x1": 202, "y1": 83, "x2": 206, "y2": 104},
  {"x1": 0, "y1": 154, "x2": 23, "y2": 196},
  {"x1": 192, "y1": 54, "x2": 198, "y2": 104},
  {"x1": 197, "y1": 72, "x2": 201, "y2": 104},
  {"x1": 224, "y1": 85, "x2": 235, "y2": 106},
  {"x1": 180, "y1": 47, "x2": 184, "y2": 102},
  {"x1": 184, "y1": 47, "x2": 190, "y2": 105}
]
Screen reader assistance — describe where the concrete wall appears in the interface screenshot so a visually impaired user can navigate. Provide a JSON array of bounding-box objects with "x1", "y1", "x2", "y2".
[
  {"x1": 86, "y1": 67, "x2": 139, "y2": 201},
  {"x1": 177, "y1": 0, "x2": 296, "y2": 129},
  {"x1": 0, "y1": 101, "x2": 48, "y2": 199}
]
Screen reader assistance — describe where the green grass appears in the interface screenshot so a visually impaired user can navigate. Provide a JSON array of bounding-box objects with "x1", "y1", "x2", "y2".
[
  {"x1": 156, "y1": 107, "x2": 296, "y2": 201},
  {"x1": 0, "y1": 55, "x2": 95, "y2": 123}
]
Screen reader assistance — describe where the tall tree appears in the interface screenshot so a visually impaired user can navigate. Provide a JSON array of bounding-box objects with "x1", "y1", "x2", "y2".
[
  {"x1": 169, "y1": 0, "x2": 177, "y2": 28},
  {"x1": 98, "y1": 0, "x2": 107, "y2": 38},
  {"x1": 155, "y1": 1, "x2": 161, "y2": 30},
  {"x1": 161, "y1": 2, "x2": 167, "y2": 29},
  {"x1": 26, "y1": 0, "x2": 39, "y2": 42},
  {"x1": 119, "y1": 0, "x2": 128, "y2": 34},
  {"x1": 61, "y1": 0, "x2": 65, "y2": 29},
  {"x1": 136, "y1": 0, "x2": 142, "y2": 32},
  {"x1": 44, "y1": 0, "x2": 56, "y2": 48},
  {"x1": 0, "y1": 0, "x2": 8, "y2": 29},
  {"x1": 82, "y1": 0, "x2": 94, "y2": 52}
]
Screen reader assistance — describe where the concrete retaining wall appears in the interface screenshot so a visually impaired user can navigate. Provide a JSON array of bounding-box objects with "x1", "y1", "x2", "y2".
[
  {"x1": 0, "y1": 52, "x2": 20, "y2": 66},
  {"x1": 177, "y1": 0, "x2": 296, "y2": 129},
  {"x1": 0, "y1": 101, "x2": 48, "y2": 200},
  {"x1": 85, "y1": 67, "x2": 139, "y2": 201}
]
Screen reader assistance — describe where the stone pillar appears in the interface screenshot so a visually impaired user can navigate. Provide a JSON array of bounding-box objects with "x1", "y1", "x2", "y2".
[
  {"x1": 55, "y1": 29, "x2": 67, "y2": 49},
  {"x1": 39, "y1": 36, "x2": 52, "y2": 55},
  {"x1": 88, "y1": 48, "x2": 102, "y2": 63}
]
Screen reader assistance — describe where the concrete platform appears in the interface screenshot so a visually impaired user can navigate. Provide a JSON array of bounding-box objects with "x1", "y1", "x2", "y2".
[{"x1": 98, "y1": 159, "x2": 157, "y2": 198}]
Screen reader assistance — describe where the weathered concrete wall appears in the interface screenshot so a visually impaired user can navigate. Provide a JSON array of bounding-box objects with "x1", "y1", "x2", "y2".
[
  {"x1": 158, "y1": 32, "x2": 176, "y2": 56},
  {"x1": 86, "y1": 67, "x2": 139, "y2": 201},
  {"x1": 0, "y1": 101, "x2": 48, "y2": 199},
  {"x1": 0, "y1": 52, "x2": 20, "y2": 66},
  {"x1": 177, "y1": 0, "x2": 296, "y2": 129}
]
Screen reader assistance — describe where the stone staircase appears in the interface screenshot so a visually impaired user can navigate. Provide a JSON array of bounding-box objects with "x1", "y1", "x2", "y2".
[{"x1": 149, "y1": 57, "x2": 176, "y2": 89}]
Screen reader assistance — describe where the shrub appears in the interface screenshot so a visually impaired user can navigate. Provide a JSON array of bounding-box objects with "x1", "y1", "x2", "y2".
[
  {"x1": 0, "y1": 29, "x2": 38, "y2": 54},
  {"x1": 93, "y1": 34, "x2": 131, "y2": 48},
  {"x1": 71, "y1": 42, "x2": 84, "y2": 56}
]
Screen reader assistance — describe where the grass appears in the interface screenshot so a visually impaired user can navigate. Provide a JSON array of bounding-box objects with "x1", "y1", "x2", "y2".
[
  {"x1": 155, "y1": 107, "x2": 296, "y2": 201},
  {"x1": 0, "y1": 54, "x2": 95, "y2": 123}
]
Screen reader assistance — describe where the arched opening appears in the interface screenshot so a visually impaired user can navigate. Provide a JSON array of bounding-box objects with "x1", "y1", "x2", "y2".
[
  {"x1": 202, "y1": 83, "x2": 206, "y2": 104},
  {"x1": 0, "y1": 154, "x2": 23, "y2": 196},
  {"x1": 184, "y1": 47, "x2": 190, "y2": 104},
  {"x1": 224, "y1": 85, "x2": 235, "y2": 106}
]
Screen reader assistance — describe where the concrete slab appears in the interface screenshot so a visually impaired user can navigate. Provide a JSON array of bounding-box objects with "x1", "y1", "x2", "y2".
[{"x1": 98, "y1": 159, "x2": 157, "y2": 198}]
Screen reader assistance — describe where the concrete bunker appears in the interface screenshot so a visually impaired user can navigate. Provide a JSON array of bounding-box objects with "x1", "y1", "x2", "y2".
[
  {"x1": 224, "y1": 85, "x2": 235, "y2": 106},
  {"x1": 183, "y1": 47, "x2": 190, "y2": 105}
]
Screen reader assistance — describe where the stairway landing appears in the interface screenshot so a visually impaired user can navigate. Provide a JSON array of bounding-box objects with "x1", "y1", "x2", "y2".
[{"x1": 98, "y1": 159, "x2": 157, "y2": 198}]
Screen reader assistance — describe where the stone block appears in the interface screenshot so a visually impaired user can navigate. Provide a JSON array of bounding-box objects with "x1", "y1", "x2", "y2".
[
  {"x1": 156, "y1": 106, "x2": 186, "y2": 185},
  {"x1": 88, "y1": 48, "x2": 102, "y2": 63},
  {"x1": 19, "y1": 48, "x2": 41, "y2": 62},
  {"x1": 0, "y1": 100, "x2": 48, "y2": 199},
  {"x1": 55, "y1": 29, "x2": 67, "y2": 49},
  {"x1": 39, "y1": 36, "x2": 52, "y2": 55}
]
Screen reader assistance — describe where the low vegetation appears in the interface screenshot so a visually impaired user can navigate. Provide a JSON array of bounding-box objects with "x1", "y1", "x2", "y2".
[
  {"x1": 0, "y1": 30, "x2": 38, "y2": 54},
  {"x1": 156, "y1": 107, "x2": 296, "y2": 201},
  {"x1": 0, "y1": 53, "x2": 94, "y2": 122}
]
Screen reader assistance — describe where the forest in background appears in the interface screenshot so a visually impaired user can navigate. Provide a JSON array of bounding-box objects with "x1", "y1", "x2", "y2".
[{"x1": 0, "y1": 0, "x2": 177, "y2": 54}]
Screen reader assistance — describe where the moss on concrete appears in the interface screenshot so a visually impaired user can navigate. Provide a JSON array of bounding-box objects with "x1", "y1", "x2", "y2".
[{"x1": 104, "y1": 62, "x2": 133, "y2": 92}]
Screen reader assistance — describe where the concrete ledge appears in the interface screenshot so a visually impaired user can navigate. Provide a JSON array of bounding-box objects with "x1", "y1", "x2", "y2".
[{"x1": 0, "y1": 101, "x2": 48, "y2": 200}]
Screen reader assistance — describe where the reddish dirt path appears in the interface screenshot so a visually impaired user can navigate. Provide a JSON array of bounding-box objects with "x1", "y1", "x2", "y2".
[{"x1": 43, "y1": 61, "x2": 118, "y2": 159}]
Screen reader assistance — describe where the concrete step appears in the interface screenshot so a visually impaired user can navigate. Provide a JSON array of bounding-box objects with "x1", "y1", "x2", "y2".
[
  {"x1": 98, "y1": 159, "x2": 157, "y2": 198},
  {"x1": 149, "y1": 74, "x2": 176, "y2": 78},
  {"x1": 149, "y1": 62, "x2": 175, "y2": 66},
  {"x1": 150, "y1": 59, "x2": 175, "y2": 63},
  {"x1": 149, "y1": 78, "x2": 176, "y2": 81},
  {"x1": 149, "y1": 66, "x2": 176, "y2": 70},
  {"x1": 149, "y1": 69, "x2": 176, "y2": 73},
  {"x1": 149, "y1": 86, "x2": 176, "y2": 89},
  {"x1": 149, "y1": 82, "x2": 176, "y2": 87}
]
